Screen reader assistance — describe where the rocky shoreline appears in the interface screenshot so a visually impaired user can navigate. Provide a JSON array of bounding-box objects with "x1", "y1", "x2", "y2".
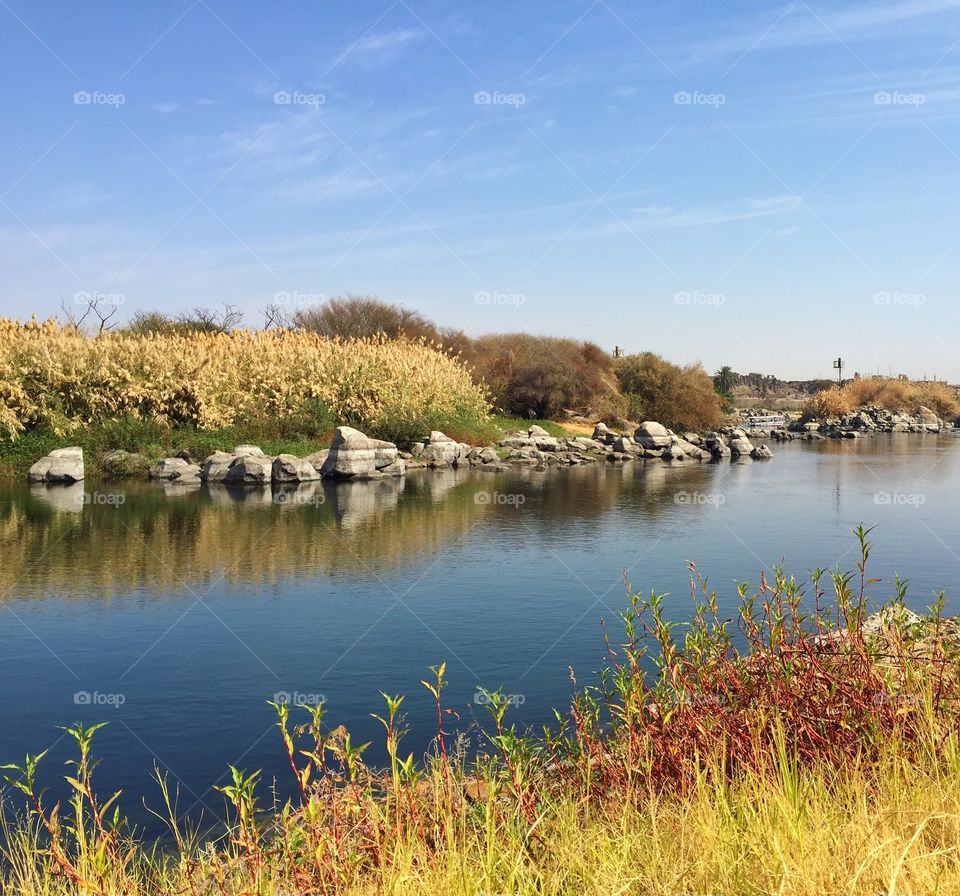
[
  {"x1": 25, "y1": 405, "x2": 955, "y2": 491},
  {"x1": 740, "y1": 405, "x2": 954, "y2": 443},
  {"x1": 26, "y1": 419, "x2": 779, "y2": 489}
]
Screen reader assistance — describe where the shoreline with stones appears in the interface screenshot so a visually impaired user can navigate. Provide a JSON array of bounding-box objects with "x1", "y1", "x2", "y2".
[{"x1": 25, "y1": 403, "x2": 956, "y2": 491}]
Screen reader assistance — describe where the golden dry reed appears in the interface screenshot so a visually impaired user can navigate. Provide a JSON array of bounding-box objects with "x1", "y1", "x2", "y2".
[{"x1": 0, "y1": 319, "x2": 489, "y2": 439}]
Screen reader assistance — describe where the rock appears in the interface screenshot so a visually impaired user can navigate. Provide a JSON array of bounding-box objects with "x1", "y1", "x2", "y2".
[
  {"x1": 634, "y1": 421, "x2": 672, "y2": 449},
  {"x1": 499, "y1": 436, "x2": 536, "y2": 449},
  {"x1": 28, "y1": 447, "x2": 85, "y2": 484},
  {"x1": 528, "y1": 424, "x2": 550, "y2": 438},
  {"x1": 234, "y1": 445, "x2": 265, "y2": 458},
  {"x1": 303, "y1": 449, "x2": 330, "y2": 472},
  {"x1": 420, "y1": 430, "x2": 461, "y2": 467},
  {"x1": 592, "y1": 422, "x2": 609, "y2": 441},
  {"x1": 612, "y1": 436, "x2": 637, "y2": 454},
  {"x1": 377, "y1": 459, "x2": 406, "y2": 477},
  {"x1": 750, "y1": 444, "x2": 774, "y2": 460},
  {"x1": 727, "y1": 430, "x2": 754, "y2": 457},
  {"x1": 673, "y1": 437, "x2": 707, "y2": 460},
  {"x1": 916, "y1": 406, "x2": 941, "y2": 426},
  {"x1": 272, "y1": 454, "x2": 321, "y2": 483},
  {"x1": 478, "y1": 447, "x2": 500, "y2": 464},
  {"x1": 100, "y1": 449, "x2": 148, "y2": 479},
  {"x1": 534, "y1": 436, "x2": 561, "y2": 452},
  {"x1": 662, "y1": 444, "x2": 686, "y2": 461},
  {"x1": 200, "y1": 451, "x2": 236, "y2": 483},
  {"x1": 320, "y1": 426, "x2": 401, "y2": 478},
  {"x1": 149, "y1": 458, "x2": 201, "y2": 481},
  {"x1": 569, "y1": 436, "x2": 604, "y2": 452},
  {"x1": 224, "y1": 456, "x2": 273, "y2": 485},
  {"x1": 704, "y1": 432, "x2": 732, "y2": 459}
]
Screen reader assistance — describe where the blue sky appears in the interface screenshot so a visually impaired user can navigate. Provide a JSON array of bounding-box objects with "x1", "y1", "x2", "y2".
[{"x1": 2, "y1": 0, "x2": 960, "y2": 379}]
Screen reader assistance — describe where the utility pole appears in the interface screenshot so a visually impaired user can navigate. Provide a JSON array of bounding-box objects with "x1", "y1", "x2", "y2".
[{"x1": 833, "y1": 357, "x2": 844, "y2": 387}]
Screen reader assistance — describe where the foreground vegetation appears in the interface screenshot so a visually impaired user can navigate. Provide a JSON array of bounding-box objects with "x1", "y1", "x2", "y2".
[{"x1": 4, "y1": 529, "x2": 960, "y2": 895}]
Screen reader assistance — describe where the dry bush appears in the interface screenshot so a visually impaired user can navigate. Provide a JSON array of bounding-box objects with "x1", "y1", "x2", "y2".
[
  {"x1": 803, "y1": 378, "x2": 960, "y2": 422},
  {"x1": 801, "y1": 386, "x2": 853, "y2": 420},
  {"x1": 293, "y1": 295, "x2": 441, "y2": 343},
  {"x1": 0, "y1": 319, "x2": 488, "y2": 441},
  {"x1": 461, "y1": 333, "x2": 623, "y2": 419},
  {"x1": 614, "y1": 352, "x2": 724, "y2": 431}
]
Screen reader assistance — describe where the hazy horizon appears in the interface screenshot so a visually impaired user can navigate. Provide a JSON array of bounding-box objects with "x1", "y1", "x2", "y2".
[{"x1": 3, "y1": 1, "x2": 960, "y2": 381}]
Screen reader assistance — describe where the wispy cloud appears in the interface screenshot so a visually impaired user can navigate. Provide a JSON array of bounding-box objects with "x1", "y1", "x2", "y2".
[
  {"x1": 679, "y1": 0, "x2": 960, "y2": 65},
  {"x1": 344, "y1": 28, "x2": 424, "y2": 66}
]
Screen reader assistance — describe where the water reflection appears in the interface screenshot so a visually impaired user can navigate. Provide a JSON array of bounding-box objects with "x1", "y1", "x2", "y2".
[
  {"x1": 3, "y1": 435, "x2": 957, "y2": 601},
  {"x1": 4, "y1": 459, "x2": 743, "y2": 598}
]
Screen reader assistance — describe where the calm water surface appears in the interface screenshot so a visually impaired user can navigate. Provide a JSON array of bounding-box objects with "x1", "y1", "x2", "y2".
[{"x1": 1, "y1": 434, "x2": 958, "y2": 832}]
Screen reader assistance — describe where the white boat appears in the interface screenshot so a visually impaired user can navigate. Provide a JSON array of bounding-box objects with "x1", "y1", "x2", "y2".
[{"x1": 746, "y1": 414, "x2": 786, "y2": 429}]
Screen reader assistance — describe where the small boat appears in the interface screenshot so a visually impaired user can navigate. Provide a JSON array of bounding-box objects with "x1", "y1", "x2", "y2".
[{"x1": 746, "y1": 414, "x2": 786, "y2": 429}]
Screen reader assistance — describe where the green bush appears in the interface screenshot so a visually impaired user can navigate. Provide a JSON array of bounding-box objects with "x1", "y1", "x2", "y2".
[
  {"x1": 615, "y1": 353, "x2": 724, "y2": 432},
  {"x1": 462, "y1": 333, "x2": 623, "y2": 419}
]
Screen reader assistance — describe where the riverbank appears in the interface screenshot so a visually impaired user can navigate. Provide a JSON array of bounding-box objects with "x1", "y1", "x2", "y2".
[
  {"x1": 0, "y1": 416, "x2": 576, "y2": 480},
  {"x1": 3, "y1": 532, "x2": 960, "y2": 895}
]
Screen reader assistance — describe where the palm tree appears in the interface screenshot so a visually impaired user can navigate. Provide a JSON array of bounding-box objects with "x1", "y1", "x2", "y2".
[{"x1": 713, "y1": 366, "x2": 737, "y2": 395}]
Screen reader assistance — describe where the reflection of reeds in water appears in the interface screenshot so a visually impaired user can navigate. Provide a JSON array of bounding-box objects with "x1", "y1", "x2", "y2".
[
  {"x1": 1, "y1": 461, "x2": 730, "y2": 599},
  {"x1": 1, "y1": 475, "x2": 484, "y2": 598}
]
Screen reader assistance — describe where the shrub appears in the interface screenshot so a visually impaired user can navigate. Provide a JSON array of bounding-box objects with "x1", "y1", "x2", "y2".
[
  {"x1": 801, "y1": 386, "x2": 853, "y2": 420},
  {"x1": 802, "y1": 377, "x2": 960, "y2": 422},
  {"x1": 615, "y1": 352, "x2": 724, "y2": 431},
  {"x1": 293, "y1": 295, "x2": 442, "y2": 342},
  {"x1": 461, "y1": 333, "x2": 623, "y2": 419}
]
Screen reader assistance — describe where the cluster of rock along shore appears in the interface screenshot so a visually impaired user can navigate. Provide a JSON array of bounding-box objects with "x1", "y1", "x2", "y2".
[
  {"x1": 749, "y1": 404, "x2": 952, "y2": 441},
  {"x1": 27, "y1": 421, "x2": 777, "y2": 486},
  {"x1": 26, "y1": 403, "x2": 953, "y2": 486}
]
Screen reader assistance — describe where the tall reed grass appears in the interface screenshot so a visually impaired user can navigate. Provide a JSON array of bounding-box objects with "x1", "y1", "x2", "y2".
[{"x1": 0, "y1": 319, "x2": 490, "y2": 444}]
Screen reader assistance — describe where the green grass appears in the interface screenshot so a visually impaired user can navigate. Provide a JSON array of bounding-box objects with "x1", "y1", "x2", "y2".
[
  {"x1": 0, "y1": 419, "x2": 330, "y2": 479},
  {"x1": 0, "y1": 414, "x2": 586, "y2": 479}
]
